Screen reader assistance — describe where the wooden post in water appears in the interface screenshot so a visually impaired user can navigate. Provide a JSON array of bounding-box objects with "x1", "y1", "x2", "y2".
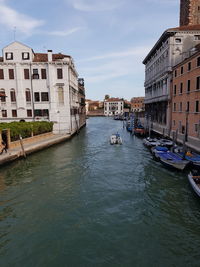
[{"x1": 19, "y1": 135, "x2": 26, "y2": 158}]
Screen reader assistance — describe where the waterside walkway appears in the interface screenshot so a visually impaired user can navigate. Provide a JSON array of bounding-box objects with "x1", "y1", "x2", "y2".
[{"x1": 0, "y1": 133, "x2": 72, "y2": 166}]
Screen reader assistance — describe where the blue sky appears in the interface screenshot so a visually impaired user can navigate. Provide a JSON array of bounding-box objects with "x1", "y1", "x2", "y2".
[{"x1": 0, "y1": 0, "x2": 179, "y2": 100}]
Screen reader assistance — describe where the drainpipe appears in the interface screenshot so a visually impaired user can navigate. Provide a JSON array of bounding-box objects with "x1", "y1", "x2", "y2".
[
  {"x1": 68, "y1": 65, "x2": 72, "y2": 134},
  {"x1": 30, "y1": 63, "x2": 35, "y2": 121}
]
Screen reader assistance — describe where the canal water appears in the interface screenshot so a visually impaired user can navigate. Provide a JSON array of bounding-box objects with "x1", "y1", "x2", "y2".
[{"x1": 1, "y1": 117, "x2": 200, "y2": 267}]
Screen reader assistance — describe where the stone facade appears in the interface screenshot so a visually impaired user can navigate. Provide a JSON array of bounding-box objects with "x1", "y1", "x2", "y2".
[
  {"x1": 180, "y1": 0, "x2": 200, "y2": 26},
  {"x1": 0, "y1": 41, "x2": 85, "y2": 134},
  {"x1": 104, "y1": 98, "x2": 124, "y2": 116},
  {"x1": 143, "y1": 26, "x2": 200, "y2": 135}
]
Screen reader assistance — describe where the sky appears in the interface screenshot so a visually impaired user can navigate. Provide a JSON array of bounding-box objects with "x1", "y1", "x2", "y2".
[{"x1": 0, "y1": 0, "x2": 180, "y2": 100}]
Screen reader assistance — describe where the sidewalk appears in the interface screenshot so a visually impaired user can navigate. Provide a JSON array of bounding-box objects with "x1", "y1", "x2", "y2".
[{"x1": 0, "y1": 133, "x2": 72, "y2": 166}]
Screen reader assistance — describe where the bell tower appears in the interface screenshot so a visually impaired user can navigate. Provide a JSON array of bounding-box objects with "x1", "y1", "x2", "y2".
[{"x1": 180, "y1": 0, "x2": 200, "y2": 26}]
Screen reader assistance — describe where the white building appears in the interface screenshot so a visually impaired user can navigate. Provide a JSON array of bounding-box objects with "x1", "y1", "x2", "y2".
[
  {"x1": 0, "y1": 41, "x2": 83, "y2": 134},
  {"x1": 143, "y1": 25, "x2": 200, "y2": 135},
  {"x1": 104, "y1": 98, "x2": 124, "y2": 116}
]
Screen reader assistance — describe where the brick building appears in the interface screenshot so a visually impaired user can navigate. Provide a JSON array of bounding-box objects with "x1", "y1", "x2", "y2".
[
  {"x1": 180, "y1": 0, "x2": 200, "y2": 26},
  {"x1": 171, "y1": 45, "x2": 200, "y2": 150},
  {"x1": 131, "y1": 97, "x2": 145, "y2": 112}
]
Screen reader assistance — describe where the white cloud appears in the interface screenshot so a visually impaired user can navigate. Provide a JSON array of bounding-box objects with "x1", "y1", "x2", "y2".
[
  {"x1": 79, "y1": 46, "x2": 151, "y2": 62},
  {"x1": 44, "y1": 27, "x2": 83, "y2": 37},
  {"x1": 0, "y1": 1, "x2": 44, "y2": 34},
  {"x1": 78, "y1": 46, "x2": 148, "y2": 83},
  {"x1": 68, "y1": 0, "x2": 124, "y2": 11}
]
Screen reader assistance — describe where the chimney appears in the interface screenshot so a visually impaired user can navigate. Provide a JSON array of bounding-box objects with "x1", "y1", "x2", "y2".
[{"x1": 47, "y1": 50, "x2": 52, "y2": 62}]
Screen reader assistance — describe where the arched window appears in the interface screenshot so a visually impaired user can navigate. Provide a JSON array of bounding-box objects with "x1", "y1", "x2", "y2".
[
  {"x1": 25, "y1": 88, "x2": 31, "y2": 102},
  {"x1": 0, "y1": 89, "x2": 6, "y2": 102},
  {"x1": 58, "y1": 87, "x2": 64, "y2": 104},
  {"x1": 10, "y1": 89, "x2": 16, "y2": 102}
]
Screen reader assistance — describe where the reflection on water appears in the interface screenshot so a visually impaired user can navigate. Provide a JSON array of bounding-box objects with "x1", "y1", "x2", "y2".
[{"x1": 1, "y1": 118, "x2": 200, "y2": 267}]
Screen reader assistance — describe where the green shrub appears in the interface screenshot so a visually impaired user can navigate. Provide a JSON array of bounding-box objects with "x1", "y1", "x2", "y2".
[{"x1": 0, "y1": 121, "x2": 53, "y2": 141}]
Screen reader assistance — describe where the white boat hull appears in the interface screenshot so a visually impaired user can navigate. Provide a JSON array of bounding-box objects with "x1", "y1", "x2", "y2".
[{"x1": 188, "y1": 173, "x2": 200, "y2": 197}]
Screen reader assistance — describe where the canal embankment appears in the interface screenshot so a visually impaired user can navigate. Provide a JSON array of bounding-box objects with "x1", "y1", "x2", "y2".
[{"x1": 0, "y1": 130, "x2": 81, "y2": 166}]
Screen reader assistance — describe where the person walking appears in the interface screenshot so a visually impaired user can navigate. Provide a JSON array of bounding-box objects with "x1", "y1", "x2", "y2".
[{"x1": 0, "y1": 140, "x2": 7, "y2": 154}]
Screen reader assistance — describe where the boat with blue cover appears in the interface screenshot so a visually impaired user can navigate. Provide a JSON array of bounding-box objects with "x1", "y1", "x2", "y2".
[
  {"x1": 152, "y1": 146, "x2": 189, "y2": 170},
  {"x1": 174, "y1": 147, "x2": 200, "y2": 167}
]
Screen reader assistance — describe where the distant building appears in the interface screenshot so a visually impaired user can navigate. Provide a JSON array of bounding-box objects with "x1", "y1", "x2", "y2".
[
  {"x1": 85, "y1": 100, "x2": 104, "y2": 116},
  {"x1": 131, "y1": 97, "x2": 145, "y2": 112},
  {"x1": 0, "y1": 41, "x2": 85, "y2": 134},
  {"x1": 171, "y1": 45, "x2": 200, "y2": 149},
  {"x1": 104, "y1": 98, "x2": 124, "y2": 116}
]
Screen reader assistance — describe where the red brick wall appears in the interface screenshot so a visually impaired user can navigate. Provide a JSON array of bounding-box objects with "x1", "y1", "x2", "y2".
[{"x1": 171, "y1": 52, "x2": 200, "y2": 139}]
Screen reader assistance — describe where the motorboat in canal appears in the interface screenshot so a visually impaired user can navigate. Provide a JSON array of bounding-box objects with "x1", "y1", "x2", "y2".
[
  {"x1": 159, "y1": 139, "x2": 173, "y2": 148},
  {"x1": 188, "y1": 168, "x2": 200, "y2": 197},
  {"x1": 152, "y1": 146, "x2": 189, "y2": 171},
  {"x1": 143, "y1": 137, "x2": 173, "y2": 149},
  {"x1": 143, "y1": 137, "x2": 159, "y2": 148},
  {"x1": 110, "y1": 133, "x2": 122, "y2": 145},
  {"x1": 174, "y1": 147, "x2": 200, "y2": 167}
]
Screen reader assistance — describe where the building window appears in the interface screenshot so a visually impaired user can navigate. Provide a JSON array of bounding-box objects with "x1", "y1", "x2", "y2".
[
  {"x1": 180, "y1": 82, "x2": 183, "y2": 94},
  {"x1": 6, "y1": 52, "x2": 13, "y2": 60},
  {"x1": 187, "y1": 80, "x2": 190, "y2": 92},
  {"x1": 2, "y1": 110, "x2": 7, "y2": 117},
  {"x1": 9, "y1": 69, "x2": 14, "y2": 79},
  {"x1": 188, "y1": 62, "x2": 191, "y2": 71},
  {"x1": 25, "y1": 89, "x2": 31, "y2": 102},
  {"x1": 173, "y1": 103, "x2": 176, "y2": 111},
  {"x1": 0, "y1": 69, "x2": 4, "y2": 80},
  {"x1": 41, "y1": 92, "x2": 49, "y2": 102},
  {"x1": 175, "y1": 38, "x2": 181, "y2": 43},
  {"x1": 196, "y1": 76, "x2": 200, "y2": 90},
  {"x1": 58, "y1": 87, "x2": 64, "y2": 104},
  {"x1": 57, "y1": 68, "x2": 63, "y2": 79},
  {"x1": 22, "y1": 52, "x2": 30, "y2": 60},
  {"x1": 27, "y1": 109, "x2": 32, "y2": 117},
  {"x1": 195, "y1": 100, "x2": 199, "y2": 113},
  {"x1": 186, "y1": 101, "x2": 190, "y2": 112},
  {"x1": 174, "y1": 85, "x2": 176, "y2": 95},
  {"x1": 195, "y1": 124, "x2": 198, "y2": 133},
  {"x1": 12, "y1": 110, "x2": 17, "y2": 117},
  {"x1": 181, "y1": 66, "x2": 184, "y2": 74},
  {"x1": 180, "y1": 102, "x2": 182, "y2": 112},
  {"x1": 34, "y1": 92, "x2": 40, "y2": 102},
  {"x1": 197, "y1": 57, "x2": 200, "y2": 67},
  {"x1": 41, "y1": 69, "x2": 47, "y2": 79},
  {"x1": 173, "y1": 120, "x2": 176, "y2": 126},
  {"x1": 195, "y1": 35, "x2": 200, "y2": 40},
  {"x1": 10, "y1": 89, "x2": 16, "y2": 102},
  {"x1": 33, "y1": 69, "x2": 39, "y2": 79},
  {"x1": 34, "y1": 109, "x2": 49, "y2": 117},
  {"x1": 24, "y1": 69, "x2": 30, "y2": 79},
  {"x1": 174, "y1": 70, "x2": 177, "y2": 77},
  {"x1": 0, "y1": 89, "x2": 6, "y2": 102}
]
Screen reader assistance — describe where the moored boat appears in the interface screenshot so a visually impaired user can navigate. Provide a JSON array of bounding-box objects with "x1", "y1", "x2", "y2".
[
  {"x1": 188, "y1": 168, "x2": 200, "y2": 197},
  {"x1": 143, "y1": 137, "x2": 159, "y2": 148},
  {"x1": 158, "y1": 152, "x2": 189, "y2": 171},
  {"x1": 174, "y1": 148, "x2": 200, "y2": 167},
  {"x1": 152, "y1": 146, "x2": 189, "y2": 170}
]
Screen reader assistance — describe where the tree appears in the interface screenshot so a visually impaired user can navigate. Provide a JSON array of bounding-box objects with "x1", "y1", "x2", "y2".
[{"x1": 104, "y1": 94, "x2": 110, "y2": 100}]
